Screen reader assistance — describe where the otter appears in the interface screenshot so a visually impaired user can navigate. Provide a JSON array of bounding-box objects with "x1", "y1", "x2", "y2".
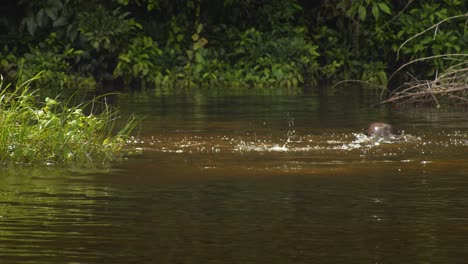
[{"x1": 366, "y1": 122, "x2": 394, "y2": 138}]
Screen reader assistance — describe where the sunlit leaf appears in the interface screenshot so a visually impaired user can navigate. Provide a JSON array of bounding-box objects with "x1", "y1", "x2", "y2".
[
  {"x1": 273, "y1": 68, "x2": 284, "y2": 81},
  {"x1": 198, "y1": 37, "x2": 208, "y2": 47},
  {"x1": 186, "y1": 50, "x2": 194, "y2": 60},
  {"x1": 378, "y1": 3, "x2": 391, "y2": 15},
  {"x1": 176, "y1": 34, "x2": 184, "y2": 42},
  {"x1": 196, "y1": 23, "x2": 204, "y2": 34},
  {"x1": 195, "y1": 52, "x2": 204, "y2": 63},
  {"x1": 194, "y1": 64, "x2": 203, "y2": 74},
  {"x1": 372, "y1": 4, "x2": 379, "y2": 20},
  {"x1": 358, "y1": 6, "x2": 367, "y2": 21}
]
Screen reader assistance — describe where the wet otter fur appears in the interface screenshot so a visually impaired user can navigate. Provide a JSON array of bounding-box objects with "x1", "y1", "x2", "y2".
[{"x1": 366, "y1": 122, "x2": 394, "y2": 138}]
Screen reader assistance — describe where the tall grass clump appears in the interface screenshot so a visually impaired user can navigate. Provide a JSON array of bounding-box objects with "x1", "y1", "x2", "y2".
[{"x1": 0, "y1": 73, "x2": 137, "y2": 165}]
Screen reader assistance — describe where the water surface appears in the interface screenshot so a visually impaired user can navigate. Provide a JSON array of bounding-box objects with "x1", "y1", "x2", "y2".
[{"x1": 1, "y1": 87, "x2": 468, "y2": 263}]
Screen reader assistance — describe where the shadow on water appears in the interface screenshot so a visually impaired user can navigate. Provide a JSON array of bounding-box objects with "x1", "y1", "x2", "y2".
[{"x1": 2, "y1": 87, "x2": 468, "y2": 263}]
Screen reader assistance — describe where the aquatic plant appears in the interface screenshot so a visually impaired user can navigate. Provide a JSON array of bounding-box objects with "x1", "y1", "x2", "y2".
[{"x1": 0, "y1": 73, "x2": 137, "y2": 165}]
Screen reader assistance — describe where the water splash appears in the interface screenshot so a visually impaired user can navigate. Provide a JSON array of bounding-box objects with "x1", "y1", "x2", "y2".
[
  {"x1": 235, "y1": 117, "x2": 313, "y2": 152},
  {"x1": 127, "y1": 123, "x2": 422, "y2": 155},
  {"x1": 283, "y1": 117, "x2": 296, "y2": 149}
]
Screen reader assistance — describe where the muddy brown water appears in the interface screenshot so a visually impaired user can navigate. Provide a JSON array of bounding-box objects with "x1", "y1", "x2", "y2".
[{"x1": 1, "y1": 87, "x2": 468, "y2": 263}]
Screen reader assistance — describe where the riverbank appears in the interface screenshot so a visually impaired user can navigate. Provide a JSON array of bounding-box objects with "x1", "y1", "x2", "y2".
[{"x1": 0, "y1": 74, "x2": 137, "y2": 165}]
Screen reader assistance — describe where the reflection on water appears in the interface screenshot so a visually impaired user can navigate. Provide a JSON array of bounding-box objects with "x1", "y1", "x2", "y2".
[{"x1": 1, "y1": 88, "x2": 468, "y2": 263}]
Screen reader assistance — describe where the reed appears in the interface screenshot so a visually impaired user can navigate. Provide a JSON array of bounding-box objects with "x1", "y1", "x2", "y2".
[{"x1": 0, "y1": 73, "x2": 137, "y2": 165}]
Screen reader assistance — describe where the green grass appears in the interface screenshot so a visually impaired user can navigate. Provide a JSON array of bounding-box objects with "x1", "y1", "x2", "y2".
[{"x1": 0, "y1": 73, "x2": 137, "y2": 165}]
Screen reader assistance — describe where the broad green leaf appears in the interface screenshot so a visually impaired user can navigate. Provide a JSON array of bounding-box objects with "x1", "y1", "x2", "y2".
[
  {"x1": 273, "y1": 68, "x2": 284, "y2": 81},
  {"x1": 45, "y1": 8, "x2": 57, "y2": 20},
  {"x1": 298, "y1": 74, "x2": 304, "y2": 83},
  {"x1": 372, "y1": 4, "x2": 379, "y2": 20},
  {"x1": 378, "y1": 3, "x2": 391, "y2": 15},
  {"x1": 358, "y1": 6, "x2": 367, "y2": 21},
  {"x1": 36, "y1": 9, "x2": 45, "y2": 26},
  {"x1": 196, "y1": 23, "x2": 204, "y2": 34},
  {"x1": 414, "y1": 44, "x2": 424, "y2": 52},
  {"x1": 198, "y1": 37, "x2": 208, "y2": 48},
  {"x1": 53, "y1": 16, "x2": 67, "y2": 27},
  {"x1": 292, "y1": 3, "x2": 302, "y2": 11},
  {"x1": 186, "y1": 50, "x2": 194, "y2": 60},
  {"x1": 292, "y1": 77, "x2": 298, "y2": 87},
  {"x1": 396, "y1": 30, "x2": 405, "y2": 38},
  {"x1": 192, "y1": 33, "x2": 200, "y2": 42},
  {"x1": 377, "y1": 71, "x2": 388, "y2": 84},
  {"x1": 194, "y1": 64, "x2": 203, "y2": 74},
  {"x1": 176, "y1": 34, "x2": 184, "y2": 42},
  {"x1": 25, "y1": 17, "x2": 36, "y2": 35},
  {"x1": 195, "y1": 52, "x2": 204, "y2": 63},
  {"x1": 118, "y1": 55, "x2": 131, "y2": 63}
]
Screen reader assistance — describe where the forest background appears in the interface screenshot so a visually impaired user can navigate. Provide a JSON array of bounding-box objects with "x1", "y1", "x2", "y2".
[{"x1": 0, "y1": 0, "x2": 466, "y2": 91}]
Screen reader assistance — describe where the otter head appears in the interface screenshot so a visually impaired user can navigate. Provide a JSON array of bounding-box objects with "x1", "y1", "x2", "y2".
[{"x1": 366, "y1": 122, "x2": 394, "y2": 138}]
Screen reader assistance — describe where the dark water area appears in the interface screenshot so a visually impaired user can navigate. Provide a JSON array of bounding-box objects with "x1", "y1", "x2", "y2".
[{"x1": 2, "y1": 87, "x2": 468, "y2": 263}]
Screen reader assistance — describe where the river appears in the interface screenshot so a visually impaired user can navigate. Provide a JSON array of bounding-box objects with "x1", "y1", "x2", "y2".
[{"x1": 1, "y1": 87, "x2": 468, "y2": 263}]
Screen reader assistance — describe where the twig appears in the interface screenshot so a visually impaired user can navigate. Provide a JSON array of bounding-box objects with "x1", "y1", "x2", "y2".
[
  {"x1": 378, "y1": 85, "x2": 468, "y2": 105},
  {"x1": 448, "y1": 94, "x2": 468, "y2": 104},
  {"x1": 333, "y1": 79, "x2": 386, "y2": 90},
  {"x1": 426, "y1": 80, "x2": 440, "y2": 107}
]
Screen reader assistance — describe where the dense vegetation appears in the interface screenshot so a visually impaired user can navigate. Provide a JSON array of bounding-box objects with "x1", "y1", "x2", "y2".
[
  {"x1": 0, "y1": 74, "x2": 137, "y2": 165},
  {"x1": 0, "y1": 0, "x2": 466, "y2": 91}
]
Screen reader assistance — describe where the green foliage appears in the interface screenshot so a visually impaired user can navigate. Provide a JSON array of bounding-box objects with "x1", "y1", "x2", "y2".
[
  {"x1": 0, "y1": 37, "x2": 96, "y2": 90},
  {"x1": 117, "y1": 0, "x2": 160, "y2": 11},
  {"x1": 395, "y1": 3, "x2": 467, "y2": 76},
  {"x1": 345, "y1": 0, "x2": 392, "y2": 22},
  {"x1": 1, "y1": 0, "x2": 466, "y2": 91},
  {"x1": 311, "y1": 0, "x2": 395, "y2": 84},
  {"x1": 231, "y1": 27, "x2": 319, "y2": 87},
  {"x1": 361, "y1": 62, "x2": 388, "y2": 85},
  {"x1": 0, "y1": 73, "x2": 137, "y2": 165},
  {"x1": 19, "y1": 0, "x2": 66, "y2": 36},
  {"x1": 78, "y1": 6, "x2": 142, "y2": 52},
  {"x1": 114, "y1": 36, "x2": 163, "y2": 85},
  {"x1": 260, "y1": 0, "x2": 303, "y2": 33}
]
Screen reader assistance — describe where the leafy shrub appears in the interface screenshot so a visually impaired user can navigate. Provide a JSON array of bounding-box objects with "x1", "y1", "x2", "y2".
[
  {"x1": 78, "y1": 6, "x2": 142, "y2": 52},
  {"x1": 114, "y1": 35, "x2": 163, "y2": 85},
  {"x1": 0, "y1": 47, "x2": 96, "y2": 90},
  {"x1": 231, "y1": 27, "x2": 319, "y2": 87}
]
